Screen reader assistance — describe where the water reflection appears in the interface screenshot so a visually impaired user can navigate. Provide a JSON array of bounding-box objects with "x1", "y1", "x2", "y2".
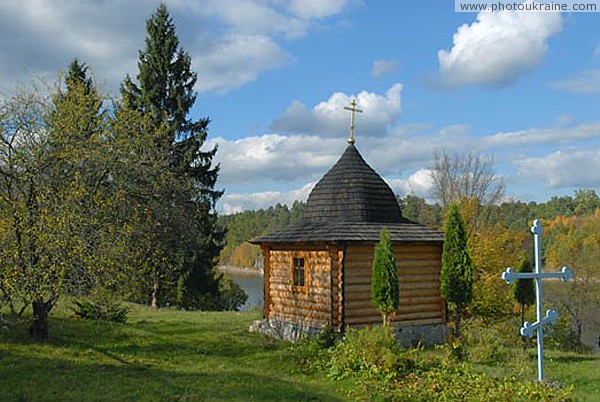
[{"x1": 225, "y1": 270, "x2": 264, "y2": 312}]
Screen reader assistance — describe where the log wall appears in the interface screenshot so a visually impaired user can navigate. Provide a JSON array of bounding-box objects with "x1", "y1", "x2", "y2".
[
  {"x1": 266, "y1": 246, "x2": 333, "y2": 329},
  {"x1": 344, "y1": 242, "x2": 445, "y2": 327}
]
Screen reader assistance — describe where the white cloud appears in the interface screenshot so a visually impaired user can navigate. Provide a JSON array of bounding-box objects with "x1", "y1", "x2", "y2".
[
  {"x1": 387, "y1": 169, "x2": 435, "y2": 200},
  {"x1": 0, "y1": 0, "x2": 354, "y2": 95},
  {"x1": 194, "y1": 34, "x2": 290, "y2": 93},
  {"x1": 287, "y1": 0, "x2": 352, "y2": 19},
  {"x1": 220, "y1": 182, "x2": 315, "y2": 214},
  {"x1": 549, "y1": 70, "x2": 600, "y2": 94},
  {"x1": 514, "y1": 148, "x2": 600, "y2": 189},
  {"x1": 438, "y1": 8, "x2": 562, "y2": 88},
  {"x1": 207, "y1": 134, "x2": 345, "y2": 185},
  {"x1": 270, "y1": 83, "x2": 403, "y2": 137},
  {"x1": 211, "y1": 119, "x2": 600, "y2": 212},
  {"x1": 481, "y1": 123, "x2": 600, "y2": 149},
  {"x1": 196, "y1": 0, "x2": 308, "y2": 39},
  {"x1": 372, "y1": 59, "x2": 399, "y2": 78}
]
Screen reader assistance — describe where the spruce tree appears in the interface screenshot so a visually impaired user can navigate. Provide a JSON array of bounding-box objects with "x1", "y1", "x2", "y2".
[
  {"x1": 120, "y1": 3, "x2": 223, "y2": 309},
  {"x1": 512, "y1": 251, "x2": 535, "y2": 327},
  {"x1": 440, "y1": 203, "x2": 473, "y2": 338},
  {"x1": 372, "y1": 229, "x2": 399, "y2": 327}
]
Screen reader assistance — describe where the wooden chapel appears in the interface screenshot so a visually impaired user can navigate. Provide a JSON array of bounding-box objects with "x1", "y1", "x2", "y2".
[{"x1": 250, "y1": 102, "x2": 447, "y2": 345}]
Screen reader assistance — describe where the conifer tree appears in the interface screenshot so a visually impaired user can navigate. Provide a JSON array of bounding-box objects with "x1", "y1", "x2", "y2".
[
  {"x1": 120, "y1": 3, "x2": 223, "y2": 308},
  {"x1": 440, "y1": 203, "x2": 473, "y2": 338},
  {"x1": 372, "y1": 229, "x2": 399, "y2": 327},
  {"x1": 512, "y1": 251, "x2": 535, "y2": 327}
]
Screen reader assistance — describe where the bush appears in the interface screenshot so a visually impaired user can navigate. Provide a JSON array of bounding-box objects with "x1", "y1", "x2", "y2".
[
  {"x1": 294, "y1": 323, "x2": 575, "y2": 402},
  {"x1": 216, "y1": 274, "x2": 248, "y2": 311},
  {"x1": 326, "y1": 326, "x2": 416, "y2": 382},
  {"x1": 545, "y1": 312, "x2": 591, "y2": 353},
  {"x1": 71, "y1": 299, "x2": 129, "y2": 323},
  {"x1": 389, "y1": 365, "x2": 574, "y2": 401}
]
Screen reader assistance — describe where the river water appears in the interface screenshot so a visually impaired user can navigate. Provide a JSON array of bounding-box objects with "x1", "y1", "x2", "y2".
[{"x1": 226, "y1": 271, "x2": 264, "y2": 312}]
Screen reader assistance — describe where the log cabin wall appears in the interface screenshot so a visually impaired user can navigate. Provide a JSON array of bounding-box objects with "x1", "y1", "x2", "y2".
[
  {"x1": 344, "y1": 241, "x2": 445, "y2": 327},
  {"x1": 266, "y1": 245, "x2": 333, "y2": 330}
]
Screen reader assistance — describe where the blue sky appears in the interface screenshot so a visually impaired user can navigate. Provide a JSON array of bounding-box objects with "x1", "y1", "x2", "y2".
[{"x1": 2, "y1": 1, "x2": 600, "y2": 213}]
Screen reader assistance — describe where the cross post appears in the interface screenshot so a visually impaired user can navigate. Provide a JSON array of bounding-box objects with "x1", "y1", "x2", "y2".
[
  {"x1": 501, "y1": 219, "x2": 573, "y2": 382},
  {"x1": 344, "y1": 99, "x2": 363, "y2": 145}
]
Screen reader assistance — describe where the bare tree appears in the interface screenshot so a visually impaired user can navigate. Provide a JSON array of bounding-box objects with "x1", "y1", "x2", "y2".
[{"x1": 429, "y1": 150, "x2": 505, "y2": 231}]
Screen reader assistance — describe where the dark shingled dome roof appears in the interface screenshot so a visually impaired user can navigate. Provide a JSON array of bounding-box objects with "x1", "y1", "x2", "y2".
[
  {"x1": 252, "y1": 144, "x2": 443, "y2": 244},
  {"x1": 303, "y1": 144, "x2": 402, "y2": 223}
]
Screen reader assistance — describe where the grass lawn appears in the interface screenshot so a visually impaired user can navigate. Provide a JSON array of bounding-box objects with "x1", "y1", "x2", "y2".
[
  {"x1": 2, "y1": 305, "x2": 599, "y2": 401},
  {"x1": 0, "y1": 305, "x2": 348, "y2": 402}
]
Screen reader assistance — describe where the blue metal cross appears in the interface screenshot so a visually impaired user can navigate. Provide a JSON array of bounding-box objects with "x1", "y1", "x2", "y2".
[{"x1": 501, "y1": 219, "x2": 573, "y2": 382}]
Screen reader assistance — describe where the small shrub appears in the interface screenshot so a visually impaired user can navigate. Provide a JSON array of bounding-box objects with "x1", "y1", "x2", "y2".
[
  {"x1": 216, "y1": 274, "x2": 248, "y2": 311},
  {"x1": 326, "y1": 326, "x2": 414, "y2": 382},
  {"x1": 545, "y1": 311, "x2": 591, "y2": 353},
  {"x1": 291, "y1": 324, "x2": 339, "y2": 373},
  {"x1": 71, "y1": 299, "x2": 129, "y2": 323},
  {"x1": 389, "y1": 365, "x2": 574, "y2": 401}
]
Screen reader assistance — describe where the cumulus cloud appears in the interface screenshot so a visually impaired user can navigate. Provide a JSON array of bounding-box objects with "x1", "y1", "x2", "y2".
[
  {"x1": 0, "y1": 0, "x2": 353, "y2": 94},
  {"x1": 207, "y1": 134, "x2": 345, "y2": 186},
  {"x1": 481, "y1": 123, "x2": 600, "y2": 149},
  {"x1": 438, "y1": 8, "x2": 562, "y2": 88},
  {"x1": 372, "y1": 59, "x2": 399, "y2": 78},
  {"x1": 220, "y1": 182, "x2": 315, "y2": 214},
  {"x1": 195, "y1": 34, "x2": 290, "y2": 93},
  {"x1": 270, "y1": 83, "x2": 403, "y2": 137},
  {"x1": 514, "y1": 148, "x2": 600, "y2": 189},
  {"x1": 549, "y1": 70, "x2": 600, "y2": 94},
  {"x1": 387, "y1": 169, "x2": 435, "y2": 200}
]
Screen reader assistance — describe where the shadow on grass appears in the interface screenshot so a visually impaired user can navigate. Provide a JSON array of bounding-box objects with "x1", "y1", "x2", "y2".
[
  {"x1": 548, "y1": 354, "x2": 600, "y2": 364},
  {"x1": 0, "y1": 348, "x2": 344, "y2": 402},
  {"x1": 1, "y1": 314, "x2": 345, "y2": 401}
]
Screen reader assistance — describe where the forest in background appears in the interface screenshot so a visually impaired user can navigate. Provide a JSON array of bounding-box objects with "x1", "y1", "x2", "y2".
[
  {"x1": 218, "y1": 189, "x2": 600, "y2": 268},
  {"x1": 218, "y1": 188, "x2": 600, "y2": 349}
]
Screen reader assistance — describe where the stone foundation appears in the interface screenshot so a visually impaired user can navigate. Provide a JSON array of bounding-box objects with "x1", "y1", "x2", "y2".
[
  {"x1": 395, "y1": 323, "x2": 447, "y2": 347},
  {"x1": 250, "y1": 319, "x2": 447, "y2": 346}
]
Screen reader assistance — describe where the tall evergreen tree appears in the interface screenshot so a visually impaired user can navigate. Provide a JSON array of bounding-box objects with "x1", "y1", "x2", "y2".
[
  {"x1": 120, "y1": 3, "x2": 223, "y2": 308},
  {"x1": 372, "y1": 229, "x2": 399, "y2": 327},
  {"x1": 440, "y1": 203, "x2": 473, "y2": 338}
]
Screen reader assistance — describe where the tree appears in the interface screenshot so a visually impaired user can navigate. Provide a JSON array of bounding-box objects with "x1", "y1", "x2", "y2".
[
  {"x1": 371, "y1": 229, "x2": 399, "y2": 327},
  {"x1": 544, "y1": 212, "x2": 600, "y2": 345},
  {"x1": 120, "y1": 3, "x2": 223, "y2": 308},
  {"x1": 440, "y1": 203, "x2": 473, "y2": 338},
  {"x1": 574, "y1": 189, "x2": 600, "y2": 216},
  {"x1": 0, "y1": 62, "x2": 123, "y2": 338},
  {"x1": 512, "y1": 251, "x2": 535, "y2": 327},
  {"x1": 429, "y1": 150, "x2": 505, "y2": 232}
]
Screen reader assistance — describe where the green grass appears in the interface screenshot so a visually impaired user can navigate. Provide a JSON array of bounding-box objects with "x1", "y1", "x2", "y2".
[
  {"x1": 2, "y1": 305, "x2": 599, "y2": 401},
  {"x1": 0, "y1": 305, "x2": 348, "y2": 401}
]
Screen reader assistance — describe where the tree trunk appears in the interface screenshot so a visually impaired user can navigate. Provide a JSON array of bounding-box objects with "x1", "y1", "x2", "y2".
[
  {"x1": 382, "y1": 312, "x2": 389, "y2": 327},
  {"x1": 151, "y1": 279, "x2": 160, "y2": 309},
  {"x1": 521, "y1": 305, "x2": 527, "y2": 351},
  {"x1": 29, "y1": 299, "x2": 52, "y2": 340},
  {"x1": 455, "y1": 303, "x2": 462, "y2": 338}
]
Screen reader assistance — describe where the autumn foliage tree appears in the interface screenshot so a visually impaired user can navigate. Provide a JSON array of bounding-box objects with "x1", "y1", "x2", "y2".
[
  {"x1": 544, "y1": 212, "x2": 600, "y2": 344},
  {"x1": 372, "y1": 229, "x2": 399, "y2": 327},
  {"x1": 0, "y1": 61, "x2": 124, "y2": 338}
]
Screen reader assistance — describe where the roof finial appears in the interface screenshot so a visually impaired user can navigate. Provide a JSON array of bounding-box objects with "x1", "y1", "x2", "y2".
[{"x1": 344, "y1": 99, "x2": 363, "y2": 145}]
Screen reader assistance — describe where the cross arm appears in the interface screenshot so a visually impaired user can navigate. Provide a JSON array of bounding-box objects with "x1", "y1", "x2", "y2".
[
  {"x1": 501, "y1": 266, "x2": 572, "y2": 284},
  {"x1": 520, "y1": 310, "x2": 559, "y2": 338}
]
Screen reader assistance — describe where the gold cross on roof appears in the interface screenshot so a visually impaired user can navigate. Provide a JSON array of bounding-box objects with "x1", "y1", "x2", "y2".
[{"x1": 344, "y1": 99, "x2": 363, "y2": 145}]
